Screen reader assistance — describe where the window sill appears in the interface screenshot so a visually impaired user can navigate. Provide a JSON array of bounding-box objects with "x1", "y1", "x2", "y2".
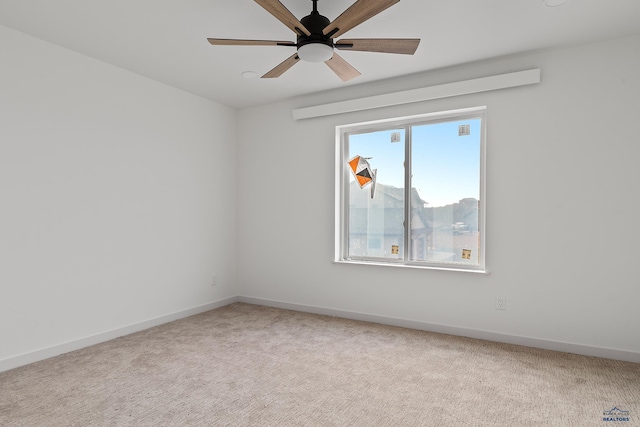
[{"x1": 333, "y1": 259, "x2": 490, "y2": 275}]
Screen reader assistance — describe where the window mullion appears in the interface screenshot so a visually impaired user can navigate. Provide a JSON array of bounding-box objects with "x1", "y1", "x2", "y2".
[
  {"x1": 341, "y1": 133, "x2": 351, "y2": 260},
  {"x1": 403, "y1": 125, "x2": 412, "y2": 261}
]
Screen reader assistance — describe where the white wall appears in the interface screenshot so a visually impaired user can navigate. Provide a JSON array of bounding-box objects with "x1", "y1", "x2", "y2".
[
  {"x1": 237, "y1": 35, "x2": 640, "y2": 361},
  {"x1": 0, "y1": 25, "x2": 238, "y2": 370},
  {"x1": 2, "y1": 24, "x2": 638, "y2": 370}
]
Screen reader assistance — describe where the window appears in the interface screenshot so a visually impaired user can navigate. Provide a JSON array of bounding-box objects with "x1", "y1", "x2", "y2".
[{"x1": 335, "y1": 107, "x2": 486, "y2": 272}]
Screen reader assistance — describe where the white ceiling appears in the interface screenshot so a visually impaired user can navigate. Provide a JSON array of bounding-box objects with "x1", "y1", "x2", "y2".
[{"x1": 1, "y1": 0, "x2": 639, "y2": 109}]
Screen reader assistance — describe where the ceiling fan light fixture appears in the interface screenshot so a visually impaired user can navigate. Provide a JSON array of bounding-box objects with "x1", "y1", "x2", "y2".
[{"x1": 298, "y1": 42, "x2": 334, "y2": 62}]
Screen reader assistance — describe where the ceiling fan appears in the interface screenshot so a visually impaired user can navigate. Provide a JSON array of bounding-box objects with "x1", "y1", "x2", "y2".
[{"x1": 208, "y1": 0, "x2": 420, "y2": 81}]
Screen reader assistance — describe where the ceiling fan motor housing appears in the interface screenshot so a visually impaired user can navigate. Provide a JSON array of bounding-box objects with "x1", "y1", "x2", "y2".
[{"x1": 297, "y1": 10, "x2": 334, "y2": 61}]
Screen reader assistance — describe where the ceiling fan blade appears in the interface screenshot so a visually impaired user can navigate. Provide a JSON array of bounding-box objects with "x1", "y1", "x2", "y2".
[
  {"x1": 254, "y1": 0, "x2": 311, "y2": 36},
  {"x1": 323, "y1": 0, "x2": 399, "y2": 39},
  {"x1": 262, "y1": 53, "x2": 301, "y2": 78},
  {"x1": 335, "y1": 38, "x2": 420, "y2": 55},
  {"x1": 207, "y1": 38, "x2": 295, "y2": 47},
  {"x1": 325, "y1": 52, "x2": 361, "y2": 82}
]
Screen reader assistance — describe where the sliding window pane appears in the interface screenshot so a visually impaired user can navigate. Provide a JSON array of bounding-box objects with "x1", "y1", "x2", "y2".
[
  {"x1": 347, "y1": 129, "x2": 405, "y2": 259},
  {"x1": 410, "y1": 119, "x2": 481, "y2": 265}
]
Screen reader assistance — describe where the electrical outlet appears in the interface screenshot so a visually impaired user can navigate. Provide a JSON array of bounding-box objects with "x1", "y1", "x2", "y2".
[{"x1": 495, "y1": 296, "x2": 506, "y2": 310}]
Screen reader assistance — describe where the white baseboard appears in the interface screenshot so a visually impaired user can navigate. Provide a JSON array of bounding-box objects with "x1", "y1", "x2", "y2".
[
  {"x1": 4, "y1": 294, "x2": 637, "y2": 373},
  {"x1": 0, "y1": 296, "x2": 238, "y2": 373},
  {"x1": 238, "y1": 296, "x2": 640, "y2": 364}
]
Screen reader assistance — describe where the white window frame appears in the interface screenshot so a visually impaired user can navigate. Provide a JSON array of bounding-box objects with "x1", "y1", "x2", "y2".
[{"x1": 334, "y1": 106, "x2": 487, "y2": 273}]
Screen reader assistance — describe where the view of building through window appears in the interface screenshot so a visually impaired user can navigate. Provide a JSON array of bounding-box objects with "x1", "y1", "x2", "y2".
[{"x1": 339, "y1": 110, "x2": 485, "y2": 270}]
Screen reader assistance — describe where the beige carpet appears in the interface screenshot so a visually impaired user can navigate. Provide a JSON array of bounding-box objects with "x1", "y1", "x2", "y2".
[{"x1": 1, "y1": 303, "x2": 638, "y2": 426}]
